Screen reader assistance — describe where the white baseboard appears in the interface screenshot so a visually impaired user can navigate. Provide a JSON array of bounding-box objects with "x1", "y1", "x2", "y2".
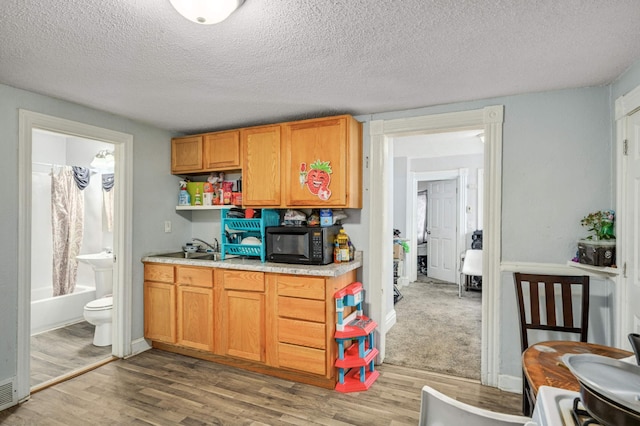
[
  {"x1": 127, "y1": 337, "x2": 152, "y2": 359},
  {"x1": 385, "y1": 308, "x2": 397, "y2": 333},
  {"x1": 498, "y1": 374, "x2": 522, "y2": 394}
]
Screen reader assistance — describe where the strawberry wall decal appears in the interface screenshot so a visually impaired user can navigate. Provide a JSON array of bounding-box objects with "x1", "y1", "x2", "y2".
[{"x1": 300, "y1": 159, "x2": 332, "y2": 200}]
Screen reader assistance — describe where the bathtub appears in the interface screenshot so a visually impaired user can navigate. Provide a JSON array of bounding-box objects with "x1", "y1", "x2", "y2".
[{"x1": 31, "y1": 285, "x2": 96, "y2": 335}]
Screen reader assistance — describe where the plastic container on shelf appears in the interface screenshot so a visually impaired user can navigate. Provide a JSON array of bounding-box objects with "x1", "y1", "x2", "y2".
[{"x1": 220, "y1": 209, "x2": 279, "y2": 262}]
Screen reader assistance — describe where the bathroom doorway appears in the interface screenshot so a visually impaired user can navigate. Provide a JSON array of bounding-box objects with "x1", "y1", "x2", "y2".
[
  {"x1": 17, "y1": 110, "x2": 133, "y2": 401},
  {"x1": 30, "y1": 130, "x2": 116, "y2": 390}
]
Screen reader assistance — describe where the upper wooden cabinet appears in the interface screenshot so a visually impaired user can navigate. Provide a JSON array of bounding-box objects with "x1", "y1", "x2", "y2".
[
  {"x1": 172, "y1": 114, "x2": 363, "y2": 208},
  {"x1": 203, "y1": 130, "x2": 241, "y2": 171},
  {"x1": 172, "y1": 130, "x2": 241, "y2": 174},
  {"x1": 241, "y1": 125, "x2": 282, "y2": 207},
  {"x1": 171, "y1": 135, "x2": 203, "y2": 174},
  {"x1": 283, "y1": 115, "x2": 362, "y2": 208}
]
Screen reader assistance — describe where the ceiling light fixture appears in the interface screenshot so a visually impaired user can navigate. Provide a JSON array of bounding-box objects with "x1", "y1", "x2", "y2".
[{"x1": 169, "y1": 0, "x2": 245, "y2": 25}]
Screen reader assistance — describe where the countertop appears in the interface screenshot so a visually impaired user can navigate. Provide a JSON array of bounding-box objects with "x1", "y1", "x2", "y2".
[{"x1": 142, "y1": 251, "x2": 362, "y2": 277}]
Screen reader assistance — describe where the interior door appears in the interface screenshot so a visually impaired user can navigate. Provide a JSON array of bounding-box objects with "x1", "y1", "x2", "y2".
[
  {"x1": 625, "y1": 109, "x2": 640, "y2": 337},
  {"x1": 426, "y1": 179, "x2": 457, "y2": 282}
]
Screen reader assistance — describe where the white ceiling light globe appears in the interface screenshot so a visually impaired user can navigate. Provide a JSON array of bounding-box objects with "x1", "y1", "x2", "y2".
[{"x1": 169, "y1": 0, "x2": 244, "y2": 25}]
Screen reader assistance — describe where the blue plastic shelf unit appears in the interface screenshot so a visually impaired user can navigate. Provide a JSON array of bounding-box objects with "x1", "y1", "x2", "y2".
[{"x1": 220, "y1": 209, "x2": 280, "y2": 262}]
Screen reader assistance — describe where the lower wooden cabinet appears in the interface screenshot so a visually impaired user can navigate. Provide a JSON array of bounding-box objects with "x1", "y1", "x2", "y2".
[
  {"x1": 177, "y1": 284, "x2": 214, "y2": 351},
  {"x1": 144, "y1": 280, "x2": 176, "y2": 343},
  {"x1": 221, "y1": 290, "x2": 265, "y2": 361},
  {"x1": 144, "y1": 264, "x2": 214, "y2": 350},
  {"x1": 143, "y1": 262, "x2": 176, "y2": 343},
  {"x1": 144, "y1": 261, "x2": 358, "y2": 389},
  {"x1": 268, "y1": 270, "x2": 356, "y2": 379},
  {"x1": 217, "y1": 269, "x2": 266, "y2": 362}
]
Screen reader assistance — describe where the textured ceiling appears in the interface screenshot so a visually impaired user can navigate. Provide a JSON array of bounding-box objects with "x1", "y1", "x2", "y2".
[{"x1": 1, "y1": 0, "x2": 639, "y2": 134}]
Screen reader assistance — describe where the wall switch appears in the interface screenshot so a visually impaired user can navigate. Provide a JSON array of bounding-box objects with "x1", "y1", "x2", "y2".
[{"x1": 164, "y1": 220, "x2": 172, "y2": 233}]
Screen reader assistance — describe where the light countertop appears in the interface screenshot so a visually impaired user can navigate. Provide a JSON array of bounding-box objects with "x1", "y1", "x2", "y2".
[{"x1": 142, "y1": 251, "x2": 362, "y2": 277}]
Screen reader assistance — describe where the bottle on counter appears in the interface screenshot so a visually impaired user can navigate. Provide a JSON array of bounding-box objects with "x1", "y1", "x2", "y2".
[
  {"x1": 194, "y1": 187, "x2": 202, "y2": 206},
  {"x1": 333, "y1": 239, "x2": 341, "y2": 263},
  {"x1": 337, "y1": 228, "x2": 350, "y2": 262}
]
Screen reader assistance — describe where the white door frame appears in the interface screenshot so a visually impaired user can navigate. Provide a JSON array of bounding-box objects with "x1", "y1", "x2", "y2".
[
  {"x1": 615, "y1": 83, "x2": 640, "y2": 348},
  {"x1": 368, "y1": 105, "x2": 503, "y2": 386},
  {"x1": 406, "y1": 169, "x2": 468, "y2": 284},
  {"x1": 17, "y1": 110, "x2": 133, "y2": 401}
]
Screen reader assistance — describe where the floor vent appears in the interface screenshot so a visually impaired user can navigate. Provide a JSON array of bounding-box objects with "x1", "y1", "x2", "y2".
[{"x1": 0, "y1": 378, "x2": 16, "y2": 410}]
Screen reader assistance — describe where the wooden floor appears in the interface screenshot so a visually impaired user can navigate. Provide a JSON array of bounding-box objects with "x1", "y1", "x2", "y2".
[
  {"x1": 30, "y1": 321, "x2": 113, "y2": 388},
  {"x1": 2, "y1": 349, "x2": 521, "y2": 425}
]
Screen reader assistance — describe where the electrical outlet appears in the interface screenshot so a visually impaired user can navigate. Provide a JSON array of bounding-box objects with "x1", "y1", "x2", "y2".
[{"x1": 164, "y1": 220, "x2": 172, "y2": 233}]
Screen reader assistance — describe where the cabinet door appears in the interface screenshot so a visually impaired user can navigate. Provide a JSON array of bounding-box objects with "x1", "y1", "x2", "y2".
[
  {"x1": 171, "y1": 135, "x2": 203, "y2": 174},
  {"x1": 203, "y1": 130, "x2": 241, "y2": 171},
  {"x1": 283, "y1": 115, "x2": 362, "y2": 208},
  {"x1": 221, "y1": 290, "x2": 265, "y2": 362},
  {"x1": 144, "y1": 281, "x2": 176, "y2": 343},
  {"x1": 177, "y1": 285, "x2": 214, "y2": 351},
  {"x1": 283, "y1": 116, "x2": 347, "y2": 206},
  {"x1": 241, "y1": 125, "x2": 282, "y2": 206}
]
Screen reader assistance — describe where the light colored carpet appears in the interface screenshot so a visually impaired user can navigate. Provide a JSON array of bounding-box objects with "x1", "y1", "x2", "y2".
[{"x1": 384, "y1": 276, "x2": 482, "y2": 380}]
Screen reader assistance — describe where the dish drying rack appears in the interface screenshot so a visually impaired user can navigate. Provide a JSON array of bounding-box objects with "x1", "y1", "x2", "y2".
[{"x1": 220, "y1": 209, "x2": 279, "y2": 262}]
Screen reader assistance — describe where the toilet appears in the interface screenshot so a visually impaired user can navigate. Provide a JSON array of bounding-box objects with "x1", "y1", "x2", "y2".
[
  {"x1": 81, "y1": 259, "x2": 114, "y2": 347},
  {"x1": 83, "y1": 296, "x2": 113, "y2": 346}
]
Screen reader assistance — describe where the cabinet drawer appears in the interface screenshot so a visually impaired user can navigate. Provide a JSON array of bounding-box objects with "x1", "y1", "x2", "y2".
[
  {"x1": 278, "y1": 296, "x2": 325, "y2": 323},
  {"x1": 278, "y1": 318, "x2": 326, "y2": 349},
  {"x1": 144, "y1": 264, "x2": 174, "y2": 283},
  {"x1": 176, "y1": 266, "x2": 213, "y2": 287},
  {"x1": 223, "y1": 270, "x2": 264, "y2": 291},
  {"x1": 278, "y1": 343, "x2": 326, "y2": 375},
  {"x1": 276, "y1": 275, "x2": 325, "y2": 300}
]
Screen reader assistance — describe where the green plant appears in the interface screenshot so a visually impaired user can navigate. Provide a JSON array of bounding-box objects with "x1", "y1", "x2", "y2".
[{"x1": 580, "y1": 210, "x2": 615, "y2": 240}]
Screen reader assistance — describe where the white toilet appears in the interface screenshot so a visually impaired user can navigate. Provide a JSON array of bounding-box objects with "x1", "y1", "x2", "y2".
[
  {"x1": 78, "y1": 251, "x2": 114, "y2": 347},
  {"x1": 83, "y1": 296, "x2": 113, "y2": 346}
]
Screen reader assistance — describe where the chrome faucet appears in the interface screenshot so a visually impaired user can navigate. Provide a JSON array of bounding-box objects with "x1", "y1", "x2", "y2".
[{"x1": 192, "y1": 238, "x2": 219, "y2": 253}]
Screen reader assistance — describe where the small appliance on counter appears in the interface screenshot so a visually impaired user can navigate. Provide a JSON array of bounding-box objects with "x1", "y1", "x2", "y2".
[{"x1": 265, "y1": 225, "x2": 341, "y2": 265}]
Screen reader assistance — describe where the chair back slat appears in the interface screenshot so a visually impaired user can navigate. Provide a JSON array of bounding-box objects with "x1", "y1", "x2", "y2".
[
  {"x1": 513, "y1": 273, "x2": 590, "y2": 354},
  {"x1": 561, "y1": 283, "x2": 574, "y2": 328},
  {"x1": 529, "y1": 283, "x2": 540, "y2": 326},
  {"x1": 544, "y1": 282, "x2": 556, "y2": 327}
]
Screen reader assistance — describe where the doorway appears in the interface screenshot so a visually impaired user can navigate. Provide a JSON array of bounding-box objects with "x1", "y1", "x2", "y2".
[
  {"x1": 367, "y1": 105, "x2": 504, "y2": 387},
  {"x1": 388, "y1": 133, "x2": 483, "y2": 379},
  {"x1": 30, "y1": 130, "x2": 116, "y2": 390},
  {"x1": 616, "y1": 84, "x2": 640, "y2": 348},
  {"x1": 17, "y1": 110, "x2": 133, "y2": 401}
]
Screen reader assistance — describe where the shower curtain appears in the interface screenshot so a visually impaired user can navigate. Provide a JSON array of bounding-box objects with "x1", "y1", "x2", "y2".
[{"x1": 51, "y1": 166, "x2": 85, "y2": 296}]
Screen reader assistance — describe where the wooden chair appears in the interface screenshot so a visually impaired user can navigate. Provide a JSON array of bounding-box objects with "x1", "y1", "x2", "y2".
[
  {"x1": 419, "y1": 385, "x2": 533, "y2": 426},
  {"x1": 512, "y1": 273, "x2": 590, "y2": 416}
]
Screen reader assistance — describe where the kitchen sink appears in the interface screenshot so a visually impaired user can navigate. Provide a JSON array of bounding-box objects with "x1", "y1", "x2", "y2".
[{"x1": 153, "y1": 251, "x2": 222, "y2": 261}]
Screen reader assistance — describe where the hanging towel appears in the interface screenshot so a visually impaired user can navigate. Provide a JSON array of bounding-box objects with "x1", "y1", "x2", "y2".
[
  {"x1": 103, "y1": 186, "x2": 115, "y2": 232},
  {"x1": 102, "y1": 173, "x2": 114, "y2": 192},
  {"x1": 72, "y1": 166, "x2": 90, "y2": 190}
]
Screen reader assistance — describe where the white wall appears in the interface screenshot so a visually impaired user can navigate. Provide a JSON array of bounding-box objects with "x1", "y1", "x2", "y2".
[
  {"x1": 354, "y1": 84, "x2": 622, "y2": 382},
  {"x1": 0, "y1": 82, "x2": 186, "y2": 385}
]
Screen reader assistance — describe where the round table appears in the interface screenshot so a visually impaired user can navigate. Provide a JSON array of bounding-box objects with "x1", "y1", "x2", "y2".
[{"x1": 522, "y1": 340, "x2": 633, "y2": 396}]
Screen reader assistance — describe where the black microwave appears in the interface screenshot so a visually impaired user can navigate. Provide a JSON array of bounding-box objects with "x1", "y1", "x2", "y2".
[{"x1": 265, "y1": 225, "x2": 341, "y2": 265}]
